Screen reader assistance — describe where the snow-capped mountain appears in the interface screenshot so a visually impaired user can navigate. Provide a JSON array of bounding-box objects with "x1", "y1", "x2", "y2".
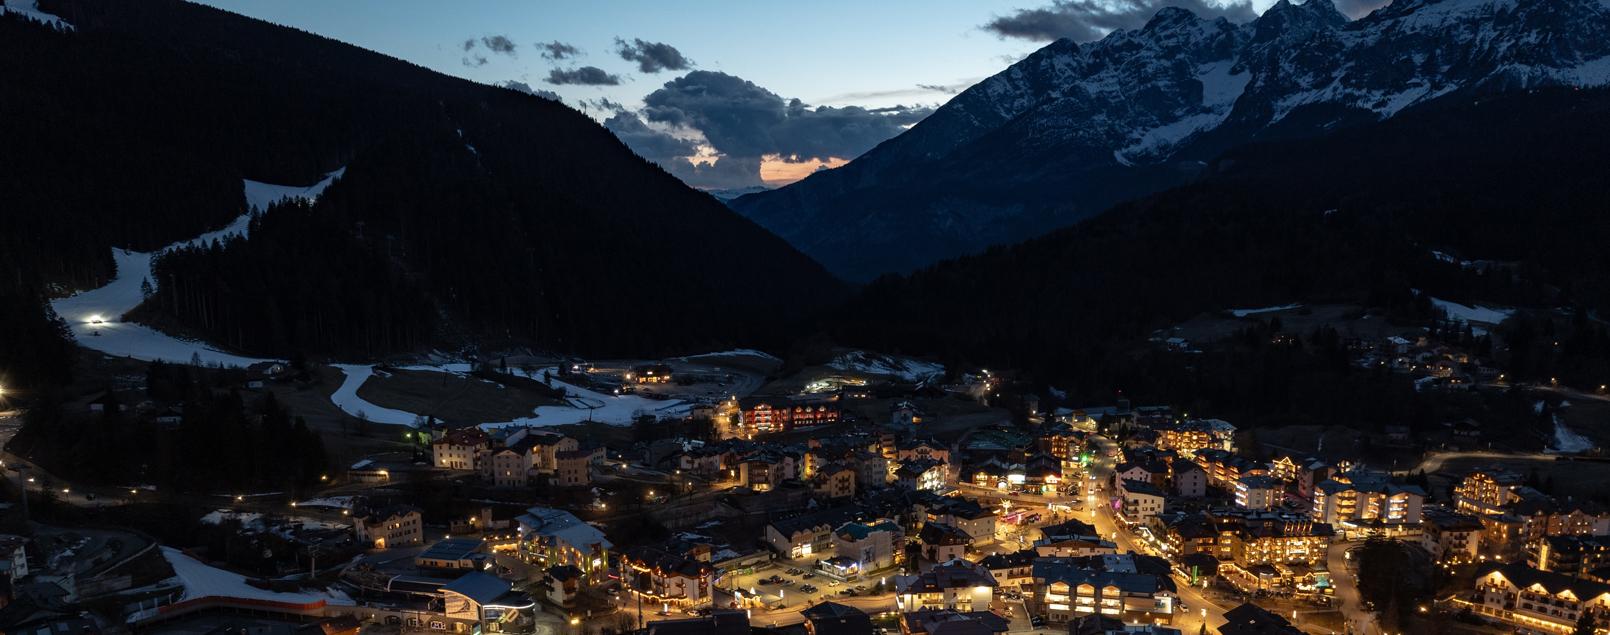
[{"x1": 732, "y1": 0, "x2": 1610, "y2": 281}]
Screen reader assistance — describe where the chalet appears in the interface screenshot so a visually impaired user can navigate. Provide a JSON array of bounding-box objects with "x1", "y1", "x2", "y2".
[
  {"x1": 1118, "y1": 479, "x2": 1165, "y2": 523},
  {"x1": 621, "y1": 546, "x2": 716, "y2": 609},
  {"x1": 895, "y1": 458, "x2": 947, "y2": 492},
  {"x1": 802, "y1": 602, "x2": 874, "y2": 635},
  {"x1": 1032, "y1": 556, "x2": 1178, "y2": 624},
  {"x1": 900, "y1": 609, "x2": 1009, "y2": 635},
  {"x1": 353, "y1": 505, "x2": 423, "y2": 550},
  {"x1": 895, "y1": 560, "x2": 997, "y2": 613},
  {"x1": 433, "y1": 428, "x2": 490, "y2": 470},
  {"x1": 515, "y1": 506, "x2": 611, "y2": 580},
  {"x1": 919, "y1": 523, "x2": 973, "y2": 563},
  {"x1": 545, "y1": 564, "x2": 583, "y2": 608}
]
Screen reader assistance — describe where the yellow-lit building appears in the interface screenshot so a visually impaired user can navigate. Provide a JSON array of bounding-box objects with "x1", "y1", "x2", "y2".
[{"x1": 1453, "y1": 564, "x2": 1610, "y2": 634}]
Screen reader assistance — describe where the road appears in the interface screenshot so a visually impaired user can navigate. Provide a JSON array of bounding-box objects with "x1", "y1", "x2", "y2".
[
  {"x1": 1327, "y1": 541, "x2": 1376, "y2": 635},
  {"x1": 1078, "y1": 436, "x2": 1230, "y2": 634}
]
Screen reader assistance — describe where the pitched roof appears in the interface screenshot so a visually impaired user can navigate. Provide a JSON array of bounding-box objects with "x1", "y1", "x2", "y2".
[
  {"x1": 801, "y1": 602, "x2": 873, "y2": 635},
  {"x1": 516, "y1": 506, "x2": 611, "y2": 550}
]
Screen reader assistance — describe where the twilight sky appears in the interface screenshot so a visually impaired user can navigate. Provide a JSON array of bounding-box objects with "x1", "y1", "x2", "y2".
[{"x1": 199, "y1": 0, "x2": 1385, "y2": 190}]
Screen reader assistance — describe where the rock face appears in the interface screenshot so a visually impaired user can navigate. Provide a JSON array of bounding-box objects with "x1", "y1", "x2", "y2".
[{"x1": 732, "y1": 0, "x2": 1610, "y2": 281}]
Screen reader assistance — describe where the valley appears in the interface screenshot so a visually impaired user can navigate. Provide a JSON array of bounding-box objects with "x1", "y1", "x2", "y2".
[{"x1": 4, "y1": 1, "x2": 1610, "y2": 635}]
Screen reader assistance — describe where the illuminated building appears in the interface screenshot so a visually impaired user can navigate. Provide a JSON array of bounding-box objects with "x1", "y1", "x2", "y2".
[
  {"x1": 1420, "y1": 509, "x2": 1485, "y2": 564},
  {"x1": 1453, "y1": 563, "x2": 1610, "y2": 634},
  {"x1": 1529, "y1": 535, "x2": 1610, "y2": 579},
  {"x1": 731, "y1": 395, "x2": 841, "y2": 433},
  {"x1": 514, "y1": 506, "x2": 611, "y2": 581},
  {"x1": 1309, "y1": 468, "x2": 1424, "y2": 535},
  {"x1": 620, "y1": 546, "x2": 716, "y2": 609},
  {"x1": 1032, "y1": 556, "x2": 1177, "y2": 625},
  {"x1": 629, "y1": 363, "x2": 673, "y2": 384},
  {"x1": 1453, "y1": 469, "x2": 1528, "y2": 516},
  {"x1": 353, "y1": 505, "x2": 423, "y2": 550},
  {"x1": 895, "y1": 560, "x2": 997, "y2": 612},
  {"x1": 1234, "y1": 475, "x2": 1282, "y2": 511},
  {"x1": 1153, "y1": 418, "x2": 1236, "y2": 456},
  {"x1": 895, "y1": 458, "x2": 947, "y2": 493},
  {"x1": 834, "y1": 520, "x2": 903, "y2": 572}
]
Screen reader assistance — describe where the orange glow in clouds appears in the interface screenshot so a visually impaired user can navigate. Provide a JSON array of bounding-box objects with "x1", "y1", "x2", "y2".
[{"x1": 760, "y1": 154, "x2": 848, "y2": 185}]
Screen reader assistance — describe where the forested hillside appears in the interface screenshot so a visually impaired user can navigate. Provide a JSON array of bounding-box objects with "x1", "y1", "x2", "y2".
[
  {"x1": 831, "y1": 87, "x2": 1610, "y2": 400},
  {"x1": 0, "y1": 0, "x2": 843, "y2": 376}
]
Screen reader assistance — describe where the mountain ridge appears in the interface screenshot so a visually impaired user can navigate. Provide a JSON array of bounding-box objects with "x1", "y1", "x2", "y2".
[
  {"x1": 0, "y1": 0, "x2": 844, "y2": 371},
  {"x1": 733, "y1": 0, "x2": 1610, "y2": 281}
]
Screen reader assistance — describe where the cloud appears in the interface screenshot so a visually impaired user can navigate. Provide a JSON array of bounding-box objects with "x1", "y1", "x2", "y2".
[
  {"x1": 546, "y1": 66, "x2": 622, "y2": 86},
  {"x1": 499, "y1": 80, "x2": 563, "y2": 101},
  {"x1": 983, "y1": 0, "x2": 1258, "y2": 42},
  {"x1": 462, "y1": 54, "x2": 488, "y2": 68},
  {"x1": 480, "y1": 35, "x2": 518, "y2": 56},
  {"x1": 602, "y1": 111, "x2": 762, "y2": 189},
  {"x1": 619, "y1": 70, "x2": 930, "y2": 188},
  {"x1": 538, "y1": 40, "x2": 581, "y2": 60},
  {"x1": 642, "y1": 71, "x2": 930, "y2": 162},
  {"x1": 583, "y1": 98, "x2": 627, "y2": 113},
  {"x1": 916, "y1": 82, "x2": 970, "y2": 95},
  {"x1": 614, "y1": 38, "x2": 694, "y2": 73},
  {"x1": 603, "y1": 111, "x2": 700, "y2": 165},
  {"x1": 462, "y1": 38, "x2": 476, "y2": 52},
  {"x1": 1331, "y1": 0, "x2": 1392, "y2": 18}
]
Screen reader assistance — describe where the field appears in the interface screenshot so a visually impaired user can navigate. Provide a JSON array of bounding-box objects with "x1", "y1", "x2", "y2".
[
  {"x1": 1163, "y1": 304, "x2": 1423, "y2": 348},
  {"x1": 353, "y1": 368, "x2": 562, "y2": 426}
]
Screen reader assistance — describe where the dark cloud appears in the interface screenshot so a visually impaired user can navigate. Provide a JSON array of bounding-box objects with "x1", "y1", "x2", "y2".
[
  {"x1": 462, "y1": 38, "x2": 476, "y2": 52},
  {"x1": 538, "y1": 40, "x2": 581, "y2": 60},
  {"x1": 667, "y1": 156, "x2": 764, "y2": 191},
  {"x1": 462, "y1": 54, "x2": 488, "y2": 68},
  {"x1": 602, "y1": 111, "x2": 762, "y2": 189},
  {"x1": 545, "y1": 66, "x2": 622, "y2": 86},
  {"x1": 641, "y1": 71, "x2": 930, "y2": 163},
  {"x1": 480, "y1": 35, "x2": 518, "y2": 56},
  {"x1": 1331, "y1": 0, "x2": 1392, "y2": 19},
  {"x1": 499, "y1": 80, "x2": 562, "y2": 101},
  {"x1": 983, "y1": 0, "x2": 1258, "y2": 42},
  {"x1": 614, "y1": 38, "x2": 694, "y2": 73},
  {"x1": 603, "y1": 111, "x2": 699, "y2": 165}
]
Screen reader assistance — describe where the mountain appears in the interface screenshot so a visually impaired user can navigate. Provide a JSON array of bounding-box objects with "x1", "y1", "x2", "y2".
[
  {"x1": 0, "y1": 0, "x2": 842, "y2": 372},
  {"x1": 732, "y1": 0, "x2": 1610, "y2": 281},
  {"x1": 831, "y1": 85, "x2": 1610, "y2": 395}
]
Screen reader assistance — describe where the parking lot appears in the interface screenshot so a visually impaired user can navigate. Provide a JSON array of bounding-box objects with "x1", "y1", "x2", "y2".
[{"x1": 719, "y1": 560, "x2": 896, "y2": 612}]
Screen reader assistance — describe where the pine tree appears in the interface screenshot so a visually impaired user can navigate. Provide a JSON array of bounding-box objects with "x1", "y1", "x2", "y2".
[{"x1": 1574, "y1": 610, "x2": 1596, "y2": 635}]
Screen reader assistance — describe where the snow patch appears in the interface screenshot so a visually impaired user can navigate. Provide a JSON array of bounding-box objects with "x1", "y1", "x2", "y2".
[
  {"x1": 1429, "y1": 297, "x2": 1513, "y2": 326},
  {"x1": 157, "y1": 547, "x2": 352, "y2": 607},
  {"x1": 49, "y1": 169, "x2": 345, "y2": 367},
  {"x1": 1230, "y1": 303, "x2": 1302, "y2": 317},
  {"x1": 828, "y1": 351, "x2": 944, "y2": 382},
  {"x1": 2, "y1": 0, "x2": 72, "y2": 30},
  {"x1": 329, "y1": 364, "x2": 423, "y2": 426},
  {"x1": 679, "y1": 349, "x2": 782, "y2": 363}
]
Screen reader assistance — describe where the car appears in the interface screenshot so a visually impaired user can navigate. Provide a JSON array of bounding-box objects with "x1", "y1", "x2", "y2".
[
  {"x1": 803, "y1": 572, "x2": 815, "y2": 579},
  {"x1": 1030, "y1": 617, "x2": 1045, "y2": 627}
]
